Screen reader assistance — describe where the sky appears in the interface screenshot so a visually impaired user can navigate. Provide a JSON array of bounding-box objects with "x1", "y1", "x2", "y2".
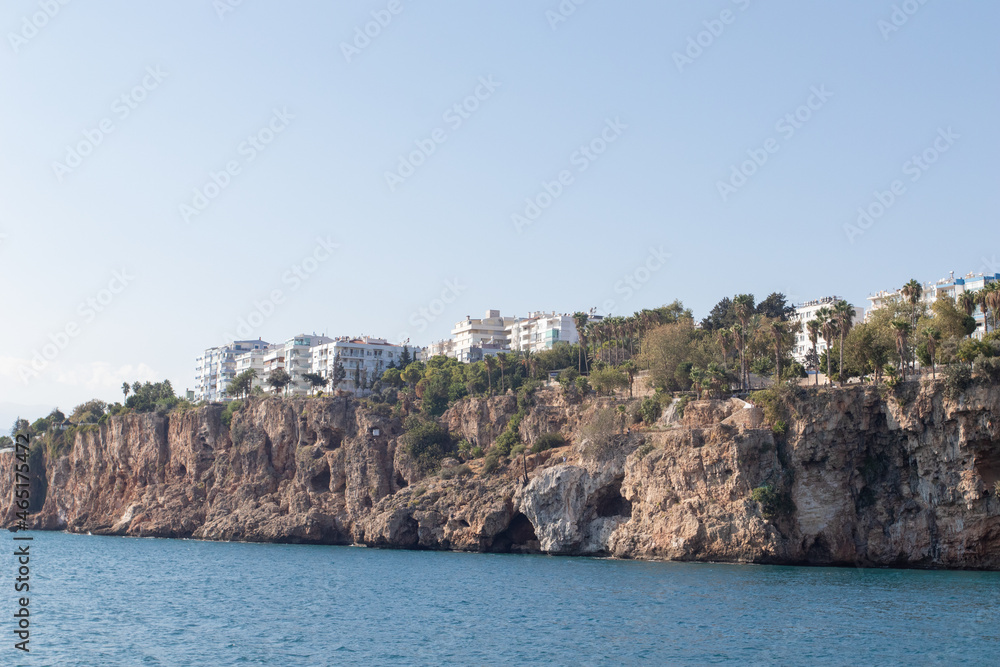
[{"x1": 1, "y1": 0, "x2": 998, "y2": 421}]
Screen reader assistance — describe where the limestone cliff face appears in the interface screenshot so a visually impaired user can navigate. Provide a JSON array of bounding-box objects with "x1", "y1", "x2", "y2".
[{"x1": 2, "y1": 383, "x2": 998, "y2": 569}]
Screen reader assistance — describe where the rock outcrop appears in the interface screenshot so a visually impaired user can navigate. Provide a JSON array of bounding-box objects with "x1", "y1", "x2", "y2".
[{"x1": 2, "y1": 382, "x2": 999, "y2": 569}]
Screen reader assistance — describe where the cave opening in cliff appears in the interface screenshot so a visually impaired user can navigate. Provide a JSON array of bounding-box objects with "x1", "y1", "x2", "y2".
[
  {"x1": 310, "y1": 463, "x2": 331, "y2": 492},
  {"x1": 974, "y1": 444, "x2": 1000, "y2": 490},
  {"x1": 592, "y1": 479, "x2": 632, "y2": 519},
  {"x1": 319, "y1": 427, "x2": 343, "y2": 450},
  {"x1": 490, "y1": 512, "x2": 539, "y2": 553}
]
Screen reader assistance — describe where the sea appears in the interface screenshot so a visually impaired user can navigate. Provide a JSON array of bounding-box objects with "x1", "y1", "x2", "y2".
[{"x1": 1, "y1": 531, "x2": 997, "y2": 666}]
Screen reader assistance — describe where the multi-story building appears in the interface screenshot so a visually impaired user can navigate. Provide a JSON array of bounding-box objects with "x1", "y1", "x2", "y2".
[
  {"x1": 506, "y1": 311, "x2": 601, "y2": 354},
  {"x1": 789, "y1": 298, "x2": 864, "y2": 366},
  {"x1": 867, "y1": 271, "x2": 1000, "y2": 338},
  {"x1": 194, "y1": 339, "x2": 270, "y2": 402},
  {"x1": 311, "y1": 336, "x2": 417, "y2": 395},
  {"x1": 425, "y1": 338, "x2": 455, "y2": 359},
  {"x1": 449, "y1": 310, "x2": 517, "y2": 362},
  {"x1": 280, "y1": 333, "x2": 334, "y2": 396}
]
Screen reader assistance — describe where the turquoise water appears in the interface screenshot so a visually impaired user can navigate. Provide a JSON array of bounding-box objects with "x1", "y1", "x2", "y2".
[{"x1": 1, "y1": 532, "x2": 998, "y2": 665}]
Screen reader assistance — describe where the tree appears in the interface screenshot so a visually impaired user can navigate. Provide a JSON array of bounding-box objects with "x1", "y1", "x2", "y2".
[
  {"x1": 483, "y1": 355, "x2": 495, "y2": 395},
  {"x1": 400, "y1": 362, "x2": 423, "y2": 389},
  {"x1": 701, "y1": 297, "x2": 734, "y2": 331},
  {"x1": 817, "y1": 307, "x2": 838, "y2": 384},
  {"x1": 267, "y1": 368, "x2": 292, "y2": 396},
  {"x1": 901, "y1": 278, "x2": 923, "y2": 327},
  {"x1": 302, "y1": 372, "x2": 326, "y2": 394},
  {"x1": 770, "y1": 321, "x2": 788, "y2": 381},
  {"x1": 497, "y1": 353, "x2": 509, "y2": 393},
  {"x1": 733, "y1": 295, "x2": 755, "y2": 389},
  {"x1": 381, "y1": 368, "x2": 403, "y2": 389},
  {"x1": 756, "y1": 292, "x2": 794, "y2": 320},
  {"x1": 572, "y1": 312, "x2": 590, "y2": 373},
  {"x1": 399, "y1": 346, "x2": 412, "y2": 367},
  {"x1": 227, "y1": 369, "x2": 258, "y2": 400},
  {"x1": 689, "y1": 366, "x2": 706, "y2": 399},
  {"x1": 806, "y1": 320, "x2": 821, "y2": 386},
  {"x1": 621, "y1": 360, "x2": 637, "y2": 398},
  {"x1": 891, "y1": 320, "x2": 911, "y2": 380},
  {"x1": 328, "y1": 357, "x2": 347, "y2": 392},
  {"x1": 957, "y1": 291, "x2": 977, "y2": 322},
  {"x1": 834, "y1": 300, "x2": 856, "y2": 380},
  {"x1": 122, "y1": 382, "x2": 130, "y2": 404},
  {"x1": 922, "y1": 327, "x2": 941, "y2": 379}
]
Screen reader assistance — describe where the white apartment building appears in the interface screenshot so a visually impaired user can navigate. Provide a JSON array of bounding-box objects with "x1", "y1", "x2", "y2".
[
  {"x1": 868, "y1": 271, "x2": 1000, "y2": 338},
  {"x1": 449, "y1": 310, "x2": 517, "y2": 362},
  {"x1": 506, "y1": 311, "x2": 601, "y2": 354},
  {"x1": 194, "y1": 339, "x2": 270, "y2": 402},
  {"x1": 425, "y1": 338, "x2": 455, "y2": 359},
  {"x1": 789, "y1": 298, "x2": 864, "y2": 366},
  {"x1": 281, "y1": 333, "x2": 334, "y2": 396},
  {"x1": 311, "y1": 337, "x2": 417, "y2": 395}
]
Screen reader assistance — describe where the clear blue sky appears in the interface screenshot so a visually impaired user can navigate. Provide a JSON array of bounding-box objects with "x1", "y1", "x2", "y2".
[{"x1": 1, "y1": 0, "x2": 998, "y2": 418}]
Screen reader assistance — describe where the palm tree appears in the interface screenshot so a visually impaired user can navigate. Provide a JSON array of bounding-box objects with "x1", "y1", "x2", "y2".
[
  {"x1": 922, "y1": 327, "x2": 941, "y2": 379},
  {"x1": 983, "y1": 283, "x2": 1000, "y2": 334},
  {"x1": 731, "y1": 325, "x2": 745, "y2": 391},
  {"x1": 689, "y1": 366, "x2": 705, "y2": 399},
  {"x1": 733, "y1": 295, "x2": 754, "y2": 388},
  {"x1": 834, "y1": 300, "x2": 855, "y2": 381},
  {"x1": 901, "y1": 278, "x2": 923, "y2": 327},
  {"x1": 122, "y1": 382, "x2": 130, "y2": 404},
  {"x1": 497, "y1": 353, "x2": 508, "y2": 393},
  {"x1": 806, "y1": 320, "x2": 821, "y2": 387},
  {"x1": 957, "y1": 291, "x2": 976, "y2": 318},
  {"x1": 817, "y1": 307, "x2": 837, "y2": 385},
  {"x1": 483, "y1": 355, "x2": 495, "y2": 395},
  {"x1": 891, "y1": 320, "x2": 911, "y2": 381},
  {"x1": 718, "y1": 329, "x2": 733, "y2": 367},
  {"x1": 770, "y1": 321, "x2": 788, "y2": 381},
  {"x1": 572, "y1": 312, "x2": 590, "y2": 373},
  {"x1": 621, "y1": 360, "x2": 637, "y2": 398}
]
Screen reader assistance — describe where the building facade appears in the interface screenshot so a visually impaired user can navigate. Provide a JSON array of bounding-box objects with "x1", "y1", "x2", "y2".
[
  {"x1": 311, "y1": 337, "x2": 417, "y2": 395},
  {"x1": 789, "y1": 298, "x2": 864, "y2": 366},
  {"x1": 449, "y1": 310, "x2": 517, "y2": 362},
  {"x1": 194, "y1": 339, "x2": 270, "y2": 402},
  {"x1": 867, "y1": 271, "x2": 1000, "y2": 338}
]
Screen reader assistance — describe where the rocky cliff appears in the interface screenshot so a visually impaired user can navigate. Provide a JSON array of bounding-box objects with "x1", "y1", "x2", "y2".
[{"x1": 2, "y1": 382, "x2": 999, "y2": 569}]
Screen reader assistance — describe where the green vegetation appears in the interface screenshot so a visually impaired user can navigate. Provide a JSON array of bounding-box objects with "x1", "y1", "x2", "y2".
[
  {"x1": 403, "y1": 418, "x2": 455, "y2": 473},
  {"x1": 638, "y1": 397, "x2": 661, "y2": 425},
  {"x1": 751, "y1": 484, "x2": 795, "y2": 520},
  {"x1": 531, "y1": 432, "x2": 567, "y2": 453},
  {"x1": 220, "y1": 399, "x2": 243, "y2": 428}
]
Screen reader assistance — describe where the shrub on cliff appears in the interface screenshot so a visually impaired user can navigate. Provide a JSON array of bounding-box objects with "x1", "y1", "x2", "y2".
[
  {"x1": 944, "y1": 365, "x2": 973, "y2": 399},
  {"x1": 580, "y1": 407, "x2": 620, "y2": 460},
  {"x1": 639, "y1": 397, "x2": 661, "y2": 425},
  {"x1": 531, "y1": 432, "x2": 567, "y2": 453},
  {"x1": 220, "y1": 400, "x2": 243, "y2": 428},
  {"x1": 751, "y1": 484, "x2": 795, "y2": 520},
  {"x1": 974, "y1": 355, "x2": 1000, "y2": 385},
  {"x1": 403, "y1": 419, "x2": 455, "y2": 473}
]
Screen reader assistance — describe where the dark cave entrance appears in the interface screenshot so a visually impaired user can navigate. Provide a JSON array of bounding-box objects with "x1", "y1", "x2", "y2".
[
  {"x1": 592, "y1": 479, "x2": 633, "y2": 518},
  {"x1": 491, "y1": 512, "x2": 539, "y2": 553},
  {"x1": 310, "y1": 462, "x2": 331, "y2": 492}
]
